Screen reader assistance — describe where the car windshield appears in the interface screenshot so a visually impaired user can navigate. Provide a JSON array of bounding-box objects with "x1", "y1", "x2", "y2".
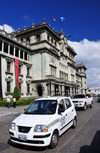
[
  {"x1": 73, "y1": 95, "x2": 86, "y2": 98},
  {"x1": 24, "y1": 100, "x2": 57, "y2": 115}
]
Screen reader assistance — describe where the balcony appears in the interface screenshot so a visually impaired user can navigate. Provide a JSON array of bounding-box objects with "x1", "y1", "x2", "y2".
[{"x1": 46, "y1": 75, "x2": 76, "y2": 85}]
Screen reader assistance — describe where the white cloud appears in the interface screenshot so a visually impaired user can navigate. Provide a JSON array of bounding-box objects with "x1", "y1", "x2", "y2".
[
  {"x1": 0, "y1": 24, "x2": 14, "y2": 33},
  {"x1": 68, "y1": 39, "x2": 100, "y2": 87}
]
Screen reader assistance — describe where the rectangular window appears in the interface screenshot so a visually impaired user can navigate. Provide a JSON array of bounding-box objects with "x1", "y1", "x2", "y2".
[
  {"x1": 19, "y1": 65, "x2": 21, "y2": 75},
  {"x1": 71, "y1": 68, "x2": 74, "y2": 74},
  {"x1": 7, "y1": 61, "x2": 10, "y2": 72},
  {"x1": 21, "y1": 38, "x2": 23, "y2": 41},
  {"x1": 47, "y1": 35, "x2": 50, "y2": 41},
  {"x1": 51, "y1": 38, "x2": 53, "y2": 44},
  {"x1": 26, "y1": 37, "x2": 30, "y2": 44},
  {"x1": 4, "y1": 42, "x2": 8, "y2": 53},
  {"x1": 20, "y1": 50, "x2": 23, "y2": 59},
  {"x1": 65, "y1": 99, "x2": 72, "y2": 109},
  {"x1": 7, "y1": 81, "x2": 10, "y2": 93},
  {"x1": 55, "y1": 41, "x2": 57, "y2": 47},
  {"x1": 60, "y1": 71, "x2": 61, "y2": 78},
  {"x1": 27, "y1": 84, "x2": 30, "y2": 93},
  {"x1": 25, "y1": 52, "x2": 27, "y2": 60},
  {"x1": 66, "y1": 74, "x2": 68, "y2": 81},
  {"x1": 0, "y1": 40, "x2": 2, "y2": 51},
  {"x1": 50, "y1": 65, "x2": 56, "y2": 77},
  {"x1": 10, "y1": 45, "x2": 14, "y2": 55},
  {"x1": 36, "y1": 34, "x2": 40, "y2": 42},
  {"x1": 27, "y1": 67, "x2": 30, "y2": 76},
  {"x1": 15, "y1": 48, "x2": 19, "y2": 57},
  {"x1": 71, "y1": 74, "x2": 74, "y2": 81}
]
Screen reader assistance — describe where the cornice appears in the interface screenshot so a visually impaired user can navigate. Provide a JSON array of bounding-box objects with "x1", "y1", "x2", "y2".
[
  {"x1": 30, "y1": 40, "x2": 60, "y2": 52},
  {"x1": 13, "y1": 22, "x2": 61, "y2": 40},
  {"x1": 31, "y1": 47, "x2": 60, "y2": 59}
]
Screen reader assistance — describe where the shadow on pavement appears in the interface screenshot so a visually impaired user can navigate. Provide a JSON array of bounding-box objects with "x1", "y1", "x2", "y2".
[
  {"x1": 79, "y1": 131, "x2": 100, "y2": 153},
  {"x1": 8, "y1": 139, "x2": 47, "y2": 151}
]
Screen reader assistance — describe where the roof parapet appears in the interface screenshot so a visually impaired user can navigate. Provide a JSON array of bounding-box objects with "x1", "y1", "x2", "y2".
[
  {"x1": 0, "y1": 29, "x2": 31, "y2": 49},
  {"x1": 76, "y1": 64, "x2": 87, "y2": 70}
]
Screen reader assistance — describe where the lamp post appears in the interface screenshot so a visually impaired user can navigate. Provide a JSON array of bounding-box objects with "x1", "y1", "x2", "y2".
[{"x1": 67, "y1": 34, "x2": 72, "y2": 38}]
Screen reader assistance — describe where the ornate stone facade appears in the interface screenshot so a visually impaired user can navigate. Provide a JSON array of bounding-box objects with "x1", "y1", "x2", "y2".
[{"x1": 0, "y1": 19, "x2": 87, "y2": 98}]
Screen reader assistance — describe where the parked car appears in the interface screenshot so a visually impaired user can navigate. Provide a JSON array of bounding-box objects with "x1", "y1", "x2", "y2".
[
  {"x1": 97, "y1": 94, "x2": 100, "y2": 102},
  {"x1": 72, "y1": 94, "x2": 93, "y2": 110},
  {"x1": 86, "y1": 94, "x2": 94, "y2": 106},
  {"x1": 9, "y1": 96, "x2": 77, "y2": 148}
]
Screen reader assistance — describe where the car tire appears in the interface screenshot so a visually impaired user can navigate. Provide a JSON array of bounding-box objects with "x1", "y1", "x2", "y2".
[
  {"x1": 72, "y1": 117, "x2": 77, "y2": 128},
  {"x1": 90, "y1": 101, "x2": 93, "y2": 108},
  {"x1": 83, "y1": 103, "x2": 87, "y2": 110},
  {"x1": 50, "y1": 131, "x2": 59, "y2": 149}
]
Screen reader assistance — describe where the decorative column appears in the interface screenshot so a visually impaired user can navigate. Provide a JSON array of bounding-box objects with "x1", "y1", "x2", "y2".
[
  {"x1": 62, "y1": 85, "x2": 65, "y2": 96},
  {"x1": 27, "y1": 54, "x2": 29, "y2": 61},
  {"x1": 19, "y1": 49, "x2": 20, "y2": 58},
  {"x1": 8, "y1": 44, "x2": 10, "y2": 54},
  {"x1": 14, "y1": 47, "x2": 15, "y2": 56},
  {"x1": 24, "y1": 52, "x2": 25, "y2": 60}
]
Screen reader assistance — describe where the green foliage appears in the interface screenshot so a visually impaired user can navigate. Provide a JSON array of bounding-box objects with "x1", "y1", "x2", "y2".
[
  {"x1": 13, "y1": 86, "x2": 21, "y2": 100},
  {"x1": 0, "y1": 97, "x2": 36, "y2": 107}
]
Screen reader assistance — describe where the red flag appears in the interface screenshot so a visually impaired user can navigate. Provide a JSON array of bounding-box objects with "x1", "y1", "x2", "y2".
[
  {"x1": 15, "y1": 58, "x2": 19, "y2": 88},
  {"x1": 53, "y1": 17, "x2": 56, "y2": 22}
]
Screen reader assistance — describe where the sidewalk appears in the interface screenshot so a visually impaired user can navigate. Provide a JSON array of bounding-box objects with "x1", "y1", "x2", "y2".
[{"x1": 0, "y1": 105, "x2": 29, "y2": 117}]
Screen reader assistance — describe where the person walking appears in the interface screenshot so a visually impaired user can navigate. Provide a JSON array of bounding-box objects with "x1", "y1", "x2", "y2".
[
  {"x1": 13, "y1": 97, "x2": 16, "y2": 108},
  {"x1": 7, "y1": 97, "x2": 10, "y2": 108}
]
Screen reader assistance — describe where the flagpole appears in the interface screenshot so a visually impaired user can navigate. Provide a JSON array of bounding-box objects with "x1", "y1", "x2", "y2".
[
  {"x1": 60, "y1": 17, "x2": 65, "y2": 32},
  {"x1": 53, "y1": 17, "x2": 56, "y2": 30},
  {"x1": 53, "y1": 21, "x2": 55, "y2": 30},
  {"x1": 60, "y1": 20, "x2": 63, "y2": 31}
]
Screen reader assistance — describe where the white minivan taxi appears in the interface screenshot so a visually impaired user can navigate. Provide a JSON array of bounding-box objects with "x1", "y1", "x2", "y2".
[{"x1": 9, "y1": 96, "x2": 77, "y2": 148}]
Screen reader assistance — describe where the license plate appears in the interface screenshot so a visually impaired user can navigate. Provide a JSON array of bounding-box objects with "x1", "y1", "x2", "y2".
[{"x1": 18, "y1": 135, "x2": 27, "y2": 141}]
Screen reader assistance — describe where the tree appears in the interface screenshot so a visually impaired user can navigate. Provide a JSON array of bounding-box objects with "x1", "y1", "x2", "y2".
[{"x1": 13, "y1": 86, "x2": 21, "y2": 100}]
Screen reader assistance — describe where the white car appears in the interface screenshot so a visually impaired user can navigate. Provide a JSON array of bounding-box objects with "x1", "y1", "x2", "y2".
[
  {"x1": 86, "y1": 94, "x2": 94, "y2": 106},
  {"x1": 9, "y1": 96, "x2": 77, "y2": 148},
  {"x1": 72, "y1": 94, "x2": 93, "y2": 110}
]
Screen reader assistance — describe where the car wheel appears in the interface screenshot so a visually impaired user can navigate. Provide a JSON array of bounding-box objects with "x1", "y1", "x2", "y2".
[
  {"x1": 50, "y1": 131, "x2": 59, "y2": 149},
  {"x1": 90, "y1": 101, "x2": 93, "y2": 108},
  {"x1": 83, "y1": 103, "x2": 87, "y2": 110},
  {"x1": 72, "y1": 117, "x2": 77, "y2": 128}
]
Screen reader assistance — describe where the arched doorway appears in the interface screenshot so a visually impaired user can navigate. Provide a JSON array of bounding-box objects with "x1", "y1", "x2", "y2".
[{"x1": 37, "y1": 85, "x2": 43, "y2": 96}]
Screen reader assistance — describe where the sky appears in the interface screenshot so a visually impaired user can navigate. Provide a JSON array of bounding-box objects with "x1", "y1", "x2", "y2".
[{"x1": 0, "y1": 0, "x2": 100, "y2": 88}]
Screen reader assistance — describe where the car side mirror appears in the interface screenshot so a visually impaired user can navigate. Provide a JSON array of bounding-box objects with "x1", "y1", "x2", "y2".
[{"x1": 58, "y1": 108, "x2": 65, "y2": 114}]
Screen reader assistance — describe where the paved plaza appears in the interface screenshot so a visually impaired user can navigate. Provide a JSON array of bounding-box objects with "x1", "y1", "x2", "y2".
[{"x1": 0, "y1": 105, "x2": 29, "y2": 117}]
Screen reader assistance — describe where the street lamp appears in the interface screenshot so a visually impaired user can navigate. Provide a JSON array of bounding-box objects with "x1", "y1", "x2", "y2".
[{"x1": 67, "y1": 34, "x2": 72, "y2": 38}]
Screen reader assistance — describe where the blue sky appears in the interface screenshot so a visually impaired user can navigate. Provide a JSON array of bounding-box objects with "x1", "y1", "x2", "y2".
[
  {"x1": 0, "y1": 0, "x2": 100, "y2": 87},
  {"x1": 0, "y1": 0, "x2": 100, "y2": 41}
]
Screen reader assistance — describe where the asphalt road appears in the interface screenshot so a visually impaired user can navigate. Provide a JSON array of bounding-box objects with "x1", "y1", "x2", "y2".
[{"x1": 0, "y1": 98, "x2": 100, "y2": 153}]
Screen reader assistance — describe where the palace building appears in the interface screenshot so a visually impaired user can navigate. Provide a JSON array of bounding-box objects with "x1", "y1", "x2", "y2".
[{"x1": 0, "y1": 19, "x2": 87, "y2": 98}]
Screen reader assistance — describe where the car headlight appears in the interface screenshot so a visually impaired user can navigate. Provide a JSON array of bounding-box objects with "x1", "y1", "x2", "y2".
[
  {"x1": 11, "y1": 123, "x2": 16, "y2": 130},
  {"x1": 34, "y1": 125, "x2": 48, "y2": 132}
]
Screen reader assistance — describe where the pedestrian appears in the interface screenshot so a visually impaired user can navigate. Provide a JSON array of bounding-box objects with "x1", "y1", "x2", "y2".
[
  {"x1": 13, "y1": 97, "x2": 16, "y2": 108},
  {"x1": 7, "y1": 97, "x2": 10, "y2": 108}
]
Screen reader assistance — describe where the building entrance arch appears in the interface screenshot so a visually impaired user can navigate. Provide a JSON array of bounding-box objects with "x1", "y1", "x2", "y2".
[{"x1": 37, "y1": 84, "x2": 43, "y2": 96}]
